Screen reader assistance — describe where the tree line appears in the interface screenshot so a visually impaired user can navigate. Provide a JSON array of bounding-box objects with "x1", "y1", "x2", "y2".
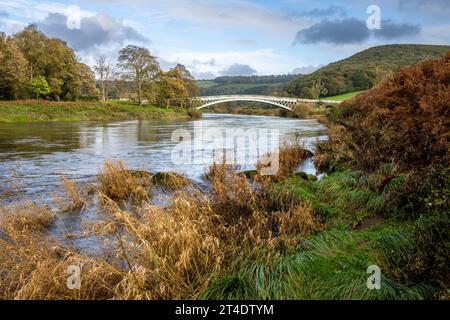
[{"x1": 0, "y1": 25, "x2": 199, "y2": 107}]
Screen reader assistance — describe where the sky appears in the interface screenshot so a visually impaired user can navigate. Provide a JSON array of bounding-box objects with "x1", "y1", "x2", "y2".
[{"x1": 0, "y1": 0, "x2": 449, "y2": 79}]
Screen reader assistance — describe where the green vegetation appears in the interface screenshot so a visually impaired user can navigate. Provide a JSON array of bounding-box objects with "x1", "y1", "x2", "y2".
[
  {"x1": 287, "y1": 44, "x2": 450, "y2": 98},
  {"x1": 197, "y1": 74, "x2": 298, "y2": 96},
  {"x1": 323, "y1": 90, "x2": 365, "y2": 101},
  {"x1": 0, "y1": 25, "x2": 98, "y2": 101},
  {"x1": 0, "y1": 100, "x2": 190, "y2": 123},
  {"x1": 28, "y1": 76, "x2": 51, "y2": 99},
  {"x1": 0, "y1": 25, "x2": 200, "y2": 112}
]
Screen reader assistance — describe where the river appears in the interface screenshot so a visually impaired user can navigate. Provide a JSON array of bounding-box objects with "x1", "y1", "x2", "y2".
[
  {"x1": 0, "y1": 114, "x2": 327, "y2": 253},
  {"x1": 0, "y1": 114, "x2": 327, "y2": 200}
]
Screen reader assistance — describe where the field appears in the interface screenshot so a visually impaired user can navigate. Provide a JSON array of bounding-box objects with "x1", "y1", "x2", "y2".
[
  {"x1": 323, "y1": 91, "x2": 366, "y2": 101},
  {"x1": 0, "y1": 100, "x2": 191, "y2": 123}
]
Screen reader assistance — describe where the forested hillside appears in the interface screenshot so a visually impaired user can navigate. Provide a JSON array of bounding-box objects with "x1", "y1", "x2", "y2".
[
  {"x1": 198, "y1": 74, "x2": 299, "y2": 96},
  {"x1": 287, "y1": 44, "x2": 450, "y2": 98}
]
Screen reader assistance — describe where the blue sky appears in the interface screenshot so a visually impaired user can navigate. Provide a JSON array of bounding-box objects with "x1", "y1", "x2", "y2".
[{"x1": 0, "y1": 0, "x2": 449, "y2": 78}]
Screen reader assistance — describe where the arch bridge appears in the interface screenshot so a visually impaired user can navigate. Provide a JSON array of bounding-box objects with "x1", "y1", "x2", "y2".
[{"x1": 190, "y1": 95, "x2": 340, "y2": 111}]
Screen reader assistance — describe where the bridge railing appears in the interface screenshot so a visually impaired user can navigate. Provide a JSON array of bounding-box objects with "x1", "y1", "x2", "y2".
[
  {"x1": 191, "y1": 95, "x2": 341, "y2": 104},
  {"x1": 192, "y1": 95, "x2": 297, "y2": 101}
]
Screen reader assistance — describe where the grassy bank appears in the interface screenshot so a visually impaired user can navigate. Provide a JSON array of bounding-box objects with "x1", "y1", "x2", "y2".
[
  {"x1": 0, "y1": 100, "x2": 192, "y2": 123},
  {"x1": 1, "y1": 143, "x2": 447, "y2": 299}
]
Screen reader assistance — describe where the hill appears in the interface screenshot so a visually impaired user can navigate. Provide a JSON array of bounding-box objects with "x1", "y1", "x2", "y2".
[
  {"x1": 197, "y1": 74, "x2": 299, "y2": 96},
  {"x1": 287, "y1": 44, "x2": 450, "y2": 98}
]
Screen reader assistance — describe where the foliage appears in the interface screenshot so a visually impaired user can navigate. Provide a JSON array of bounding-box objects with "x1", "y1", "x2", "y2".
[
  {"x1": 118, "y1": 45, "x2": 160, "y2": 106},
  {"x1": 315, "y1": 53, "x2": 450, "y2": 290},
  {"x1": 28, "y1": 76, "x2": 50, "y2": 99},
  {"x1": 316, "y1": 52, "x2": 450, "y2": 173},
  {"x1": 0, "y1": 33, "x2": 29, "y2": 100},
  {"x1": 197, "y1": 74, "x2": 298, "y2": 96},
  {"x1": 155, "y1": 69, "x2": 189, "y2": 107},
  {"x1": 310, "y1": 79, "x2": 328, "y2": 99},
  {"x1": 12, "y1": 24, "x2": 97, "y2": 101}
]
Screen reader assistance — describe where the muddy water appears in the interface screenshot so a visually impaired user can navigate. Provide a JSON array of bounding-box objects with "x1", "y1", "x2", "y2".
[{"x1": 0, "y1": 114, "x2": 327, "y2": 253}]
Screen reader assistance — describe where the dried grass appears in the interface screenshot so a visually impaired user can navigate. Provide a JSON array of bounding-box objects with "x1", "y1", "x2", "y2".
[{"x1": 97, "y1": 160, "x2": 150, "y2": 203}]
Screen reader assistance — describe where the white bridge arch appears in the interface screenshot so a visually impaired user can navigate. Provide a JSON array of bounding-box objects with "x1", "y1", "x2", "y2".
[{"x1": 190, "y1": 95, "x2": 339, "y2": 111}]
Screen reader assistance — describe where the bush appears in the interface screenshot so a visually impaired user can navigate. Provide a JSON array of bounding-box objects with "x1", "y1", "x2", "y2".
[{"x1": 317, "y1": 52, "x2": 450, "y2": 173}]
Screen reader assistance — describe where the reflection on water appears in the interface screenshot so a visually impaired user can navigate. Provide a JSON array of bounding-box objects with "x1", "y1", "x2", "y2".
[{"x1": 0, "y1": 114, "x2": 328, "y2": 201}]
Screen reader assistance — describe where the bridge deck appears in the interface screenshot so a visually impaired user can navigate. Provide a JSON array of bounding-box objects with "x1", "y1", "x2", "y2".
[{"x1": 190, "y1": 95, "x2": 341, "y2": 111}]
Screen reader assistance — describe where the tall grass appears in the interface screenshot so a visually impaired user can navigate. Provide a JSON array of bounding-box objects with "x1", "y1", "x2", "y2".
[
  {"x1": 0, "y1": 153, "x2": 444, "y2": 299},
  {"x1": 97, "y1": 160, "x2": 151, "y2": 203}
]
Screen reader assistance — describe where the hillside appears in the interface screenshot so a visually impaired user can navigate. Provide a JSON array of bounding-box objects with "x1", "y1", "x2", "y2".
[
  {"x1": 287, "y1": 44, "x2": 450, "y2": 98},
  {"x1": 197, "y1": 74, "x2": 299, "y2": 96}
]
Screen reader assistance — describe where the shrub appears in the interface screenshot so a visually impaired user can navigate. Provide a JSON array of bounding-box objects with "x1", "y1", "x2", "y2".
[{"x1": 316, "y1": 52, "x2": 450, "y2": 173}]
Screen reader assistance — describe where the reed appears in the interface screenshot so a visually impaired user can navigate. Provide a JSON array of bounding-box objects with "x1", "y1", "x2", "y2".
[{"x1": 97, "y1": 160, "x2": 150, "y2": 203}]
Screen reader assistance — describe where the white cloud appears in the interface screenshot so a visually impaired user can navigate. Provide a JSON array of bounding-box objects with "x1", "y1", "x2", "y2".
[{"x1": 0, "y1": 0, "x2": 94, "y2": 21}]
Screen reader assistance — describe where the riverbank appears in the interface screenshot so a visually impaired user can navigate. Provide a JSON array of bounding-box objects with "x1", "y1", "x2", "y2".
[
  {"x1": 0, "y1": 100, "x2": 192, "y2": 123},
  {"x1": 1, "y1": 149, "x2": 447, "y2": 299}
]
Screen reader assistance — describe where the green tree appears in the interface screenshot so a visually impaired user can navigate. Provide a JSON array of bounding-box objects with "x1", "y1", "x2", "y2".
[
  {"x1": 0, "y1": 33, "x2": 28, "y2": 100},
  {"x1": 310, "y1": 79, "x2": 328, "y2": 99},
  {"x1": 118, "y1": 45, "x2": 160, "y2": 106},
  {"x1": 28, "y1": 76, "x2": 50, "y2": 99}
]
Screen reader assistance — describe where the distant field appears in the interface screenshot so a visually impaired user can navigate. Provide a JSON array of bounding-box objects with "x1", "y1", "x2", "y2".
[{"x1": 323, "y1": 91, "x2": 366, "y2": 101}]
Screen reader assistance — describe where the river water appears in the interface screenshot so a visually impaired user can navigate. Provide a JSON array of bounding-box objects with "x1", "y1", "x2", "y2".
[{"x1": 0, "y1": 114, "x2": 328, "y2": 201}]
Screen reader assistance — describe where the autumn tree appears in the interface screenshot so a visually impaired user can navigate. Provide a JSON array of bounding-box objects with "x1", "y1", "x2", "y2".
[
  {"x1": 172, "y1": 64, "x2": 199, "y2": 97},
  {"x1": 118, "y1": 45, "x2": 160, "y2": 106},
  {"x1": 0, "y1": 33, "x2": 28, "y2": 100},
  {"x1": 155, "y1": 69, "x2": 189, "y2": 108},
  {"x1": 79, "y1": 63, "x2": 100, "y2": 98},
  {"x1": 13, "y1": 24, "x2": 96, "y2": 101}
]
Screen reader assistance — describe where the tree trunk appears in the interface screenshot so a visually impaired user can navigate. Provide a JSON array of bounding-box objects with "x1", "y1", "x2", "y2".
[{"x1": 101, "y1": 80, "x2": 106, "y2": 102}]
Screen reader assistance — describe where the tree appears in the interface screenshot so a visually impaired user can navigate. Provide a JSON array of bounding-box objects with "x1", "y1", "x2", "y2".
[
  {"x1": 79, "y1": 63, "x2": 100, "y2": 98},
  {"x1": 172, "y1": 64, "x2": 199, "y2": 97},
  {"x1": 0, "y1": 33, "x2": 28, "y2": 100},
  {"x1": 94, "y1": 55, "x2": 114, "y2": 102},
  {"x1": 118, "y1": 45, "x2": 160, "y2": 106},
  {"x1": 14, "y1": 24, "x2": 96, "y2": 101},
  {"x1": 28, "y1": 76, "x2": 50, "y2": 99},
  {"x1": 155, "y1": 70, "x2": 189, "y2": 108},
  {"x1": 310, "y1": 79, "x2": 328, "y2": 99}
]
